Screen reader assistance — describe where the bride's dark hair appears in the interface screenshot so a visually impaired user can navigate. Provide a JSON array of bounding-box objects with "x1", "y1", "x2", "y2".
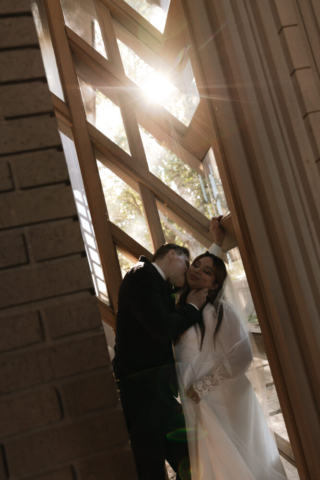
[{"x1": 176, "y1": 252, "x2": 227, "y2": 350}]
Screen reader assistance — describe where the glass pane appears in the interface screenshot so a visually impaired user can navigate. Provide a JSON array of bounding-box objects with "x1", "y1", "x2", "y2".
[
  {"x1": 32, "y1": 0, "x2": 64, "y2": 100},
  {"x1": 123, "y1": 0, "x2": 171, "y2": 33},
  {"x1": 79, "y1": 78, "x2": 131, "y2": 155},
  {"x1": 59, "y1": 130, "x2": 109, "y2": 304},
  {"x1": 159, "y1": 210, "x2": 206, "y2": 260},
  {"x1": 203, "y1": 147, "x2": 230, "y2": 216},
  {"x1": 226, "y1": 247, "x2": 258, "y2": 330},
  {"x1": 140, "y1": 126, "x2": 213, "y2": 219},
  {"x1": 98, "y1": 161, "x2": 153, "y2": 251},
  {"x1": 60, "y1": 0, "x2": 107, "y2": 58},
  {"x1": 118, "y1": 40, "x2": 200, "y2": 126},
  {"x1": 117, "y1": 249, "x2": 135, "y2": 278}
]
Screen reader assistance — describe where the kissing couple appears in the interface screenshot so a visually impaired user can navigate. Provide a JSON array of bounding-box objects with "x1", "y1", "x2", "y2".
[{"x1": 112, "y1": 217, "x2": 287, "y2": 480}]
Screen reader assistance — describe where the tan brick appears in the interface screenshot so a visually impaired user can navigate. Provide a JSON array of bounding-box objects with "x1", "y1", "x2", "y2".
[
  {"x1": 12, "y1": 150, "x2": 69, "y2": 188},
  {"x1": 304, "y1": 112, "x2": 320, "y2": 161},
  {"x1": 28, "y1": 468, "x2": 75, "y2": 480},
  {"x1": 279, "y1": 27, "x2": 310, "y2": 74},
  {"x1": 0, "y1": 184, "x2": 76, "y2": 230},
  {"x1": 0, "y1": 311, "x2": 43, "y2": 352},
  {"x1": 0, "y1": 115, "x2": 60, "y2": 156},
  {"x1": 0, "y1": 388, "x2": 61, "y2": 437},
  {"x1": 0, "y1": 17, "x2": 38, "y2": 49},
  {"x1": 28, "y1": 220, "x2": 84, "y2": 262},
  {"x1": 0, "y1": 0, "x2": 30, "y2": 14},
  {"x1": 0, "y1": 49, "x2": 45, "y2": 83},
  {"x1": 0, "y1": 256, "x2": 92, "y2": 309},
  {"x1": 61, "y1": 370, "x2": 118, "y2": 417},
  {"x1": 270, "y1": 0, "x2": 297, "y2": 32},
  {"x1": 44, "y1": 293, "x2": 101, "y2": 339},
  {"x1": 79, "y1": 448, "x2": 138, "y2": 480},
  {"x1": 0, "y1": 162, "x2": 13, "y2": 192},
  {"x1": 291, "y1": 69, "x2": 320, "y2": 117},
  {"x1": 0, "y1": 82, "x2": 53, "y2": 119},
  {"x1": 0, "y1": 232, "x2": 28, "y2": 269},
  {"x1": 6, "y1": 409, "x2": 127, "y2": 476},
  {"x1": 0, "y1": 334, "x2": 109, "y2": 393}
]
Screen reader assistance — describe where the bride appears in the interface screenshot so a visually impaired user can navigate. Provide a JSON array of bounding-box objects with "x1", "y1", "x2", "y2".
[{"x1": 174, "y1": 233, "x2": 288, "y2": 479}]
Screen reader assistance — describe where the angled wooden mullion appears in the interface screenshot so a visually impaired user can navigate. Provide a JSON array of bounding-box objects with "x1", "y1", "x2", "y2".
[
  {"x1": 66, "y1": 28, "x2": 190, "y2": 137},
  {"x1": 90, "y1": 124, "x2": 215, "y2": 236},
  {"x1": 53, "y1": 93, "x2": 236, "y2": 251},
  {"x1": 70, "y1": 41, "x2": 206, "y2": 174},
  {"x1": 100, "y1": 0, "x2": 163, "y2": 44},
  {"x1": 51, "y1": 92, "x2": 211, "y2": 234},
  {"x1": 110, "y1": 222, "x2": 153, "y2": 262},
  {"x1": 97, "y1": 1, "x2": 165, "y2": 251},
  {"x1": 43, "y1": 0, "x2": 122, "y2": 310},
  {"x1": 93, "y1": 0, "x2": 122, "y2": 69}
]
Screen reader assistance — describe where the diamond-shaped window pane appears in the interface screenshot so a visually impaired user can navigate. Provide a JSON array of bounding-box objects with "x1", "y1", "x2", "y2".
[
  {"x1": 79, "y1": 78, "x2": 131, "y2": 155},
  {"x1": 98, "y1": 161, "x2": 152, "y2": 252},
  {"x1": 60, "y1": 0, "x2": 107, "y2": 58},
  {"x1": 140, "y1": 126, "x2": 216, "y2": 219},
  {"x1": 159, "y1": 210, "x2": 206, "y2": 260},
  {"x1": 118, "y1": 40, "x2": 200, "y2": 127},
  {"x1": 123, "y1": 0, "x2": 171, "y2": 33}
]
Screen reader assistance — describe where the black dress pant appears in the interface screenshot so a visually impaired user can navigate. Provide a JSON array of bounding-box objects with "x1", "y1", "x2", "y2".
[{"x1": 117, "y1": 369, "x2": 191, "y2": 480}]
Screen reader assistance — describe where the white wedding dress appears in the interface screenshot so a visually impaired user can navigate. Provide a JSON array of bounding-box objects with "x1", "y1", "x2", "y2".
[{"x1": 174, "y1": 301, "x2": 287, "y2": 480}]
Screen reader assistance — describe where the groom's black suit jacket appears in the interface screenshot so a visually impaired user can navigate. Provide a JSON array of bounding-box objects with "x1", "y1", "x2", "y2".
[{"x1": 113, "y1": 256, "x2": 201, "y2": 429}]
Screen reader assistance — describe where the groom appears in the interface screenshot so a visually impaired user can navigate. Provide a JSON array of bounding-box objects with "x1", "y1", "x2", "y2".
[
  {"x1": 113, "y1": 243, "x2": 206, "y2": 480},
  {"x1": 113, "y1": 219, "x2": 224, "y2": 480}
]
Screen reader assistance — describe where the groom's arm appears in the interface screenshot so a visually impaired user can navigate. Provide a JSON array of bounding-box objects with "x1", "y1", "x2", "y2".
[{"x1": 128, "y1": 269, "x2": 202, "y2": 344}]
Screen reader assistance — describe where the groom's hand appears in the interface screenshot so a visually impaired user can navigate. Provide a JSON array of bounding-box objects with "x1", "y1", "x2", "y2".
[{"x1": 187, "y1": 288, "x2": 208, "y2": 310}]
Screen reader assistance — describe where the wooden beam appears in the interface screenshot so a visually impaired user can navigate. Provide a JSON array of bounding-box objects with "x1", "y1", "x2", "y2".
[
  {"x1": 97, "y1": 297, "x2": 116, "y2": 328},
  {"x1": 44, "y1": 0, "x2": 123, "y2": 310},
  {"x1": 100, "y1": 0, "x2": 163, "y2": 46},
  {"x1": 52, "y1": 92, "x2": 237, "y2": 251},
  {"x1": 97, "y1": 3, "x2": 165, "y2": 251}
]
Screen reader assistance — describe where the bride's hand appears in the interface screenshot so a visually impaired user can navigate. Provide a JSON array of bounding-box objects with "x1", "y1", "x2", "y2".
[
  {"x1": 209, "y1": 216, "x2": 225, "y2": 247},
  {"x1": 187, "y1": 288, "x2": 208, "y2": 310},
  {"x1": 186, "y1": 385, "x2": 201, "y2": 404}
]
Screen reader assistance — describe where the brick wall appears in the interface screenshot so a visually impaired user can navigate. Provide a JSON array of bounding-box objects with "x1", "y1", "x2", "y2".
[{"x1": 0, "y1": 1, "x2": 136, "y2": 479}]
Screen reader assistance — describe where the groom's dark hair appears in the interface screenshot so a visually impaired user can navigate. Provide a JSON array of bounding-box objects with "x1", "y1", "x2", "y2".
[{"x1": 152, "y1": 243, "x2": 190, "y2": 262}]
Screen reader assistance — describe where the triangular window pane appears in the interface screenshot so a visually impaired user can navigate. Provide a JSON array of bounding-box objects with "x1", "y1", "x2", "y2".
[
  {"x1": 140, "y1": 126, "x2": 215, "y2": 218},
  {"x1": 98, "y1": 161, "x2": 152, "y2": 251},
  {"x1": 203, "y1": 147, "x2": 229, "y2": 216},
  {"x1": 118, "y1": 40, "x2": 200, "y2": 126},
  {"x1": 60, "y1": 0, "x2": 107, "y2": 58},
  {"x1": 123, "y1": 0, "x2": 171, "y2": 33},
  {"x1": 79, "y1": 78, "x2": 131, "y2": 155},
  {"x1": 117, "y1": 248, "x2": 135, "y2": 278}
]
